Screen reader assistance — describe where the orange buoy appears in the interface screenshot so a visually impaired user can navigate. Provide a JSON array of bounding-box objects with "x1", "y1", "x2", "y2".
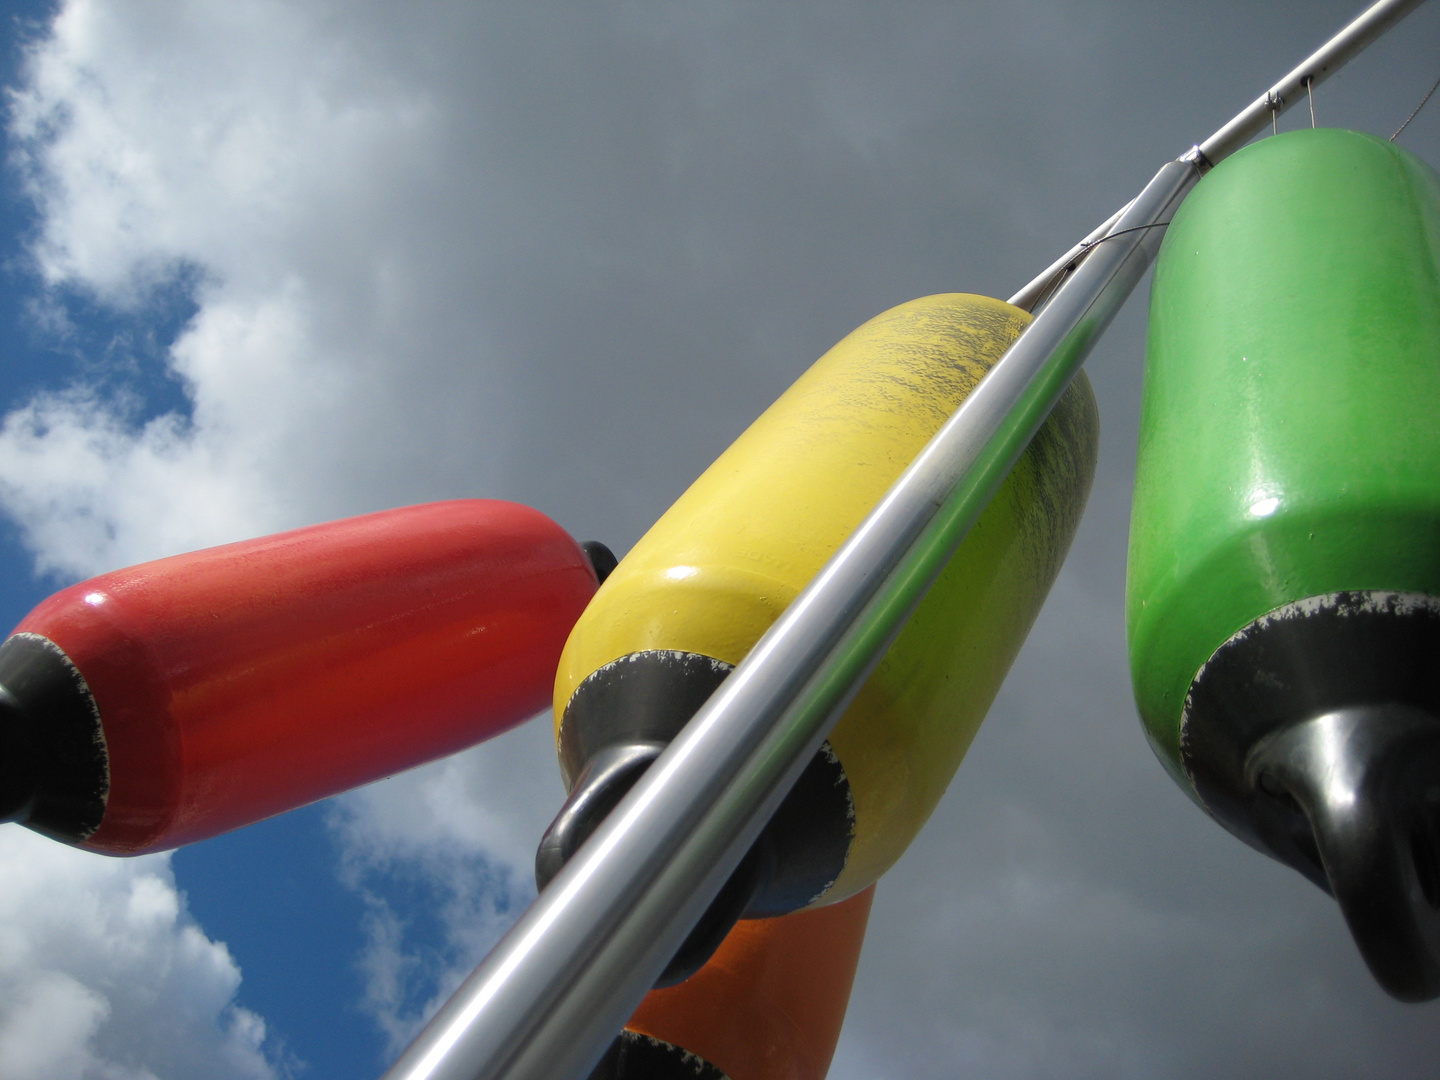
[{"x1": 592, "y1": 886, "x2": 875, "y2": 1080}]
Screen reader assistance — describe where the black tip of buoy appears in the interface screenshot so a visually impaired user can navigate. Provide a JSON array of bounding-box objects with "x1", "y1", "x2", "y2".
[
  {"x1": 535, "y1": 738, "x2": 766, "y2": 988},
  {"x1": 581, "y1": 541, "x2": 618, "y2": 585},
  {"x1": 1247, "y1": 704, "x2": 1440, "y2": 1002},
  {"x1": 0, "y1": 634, "x2": 107, "y2": 840},
  {"x1": 588, "y1": 1031, "x2": 727, "y2": 1080},
  {"x1": 0, "y1": 685, "x2": 36, "y2": 825},
  {"x1": 1181, "y1": 590, "x2": 1440, "y2": 1001}
]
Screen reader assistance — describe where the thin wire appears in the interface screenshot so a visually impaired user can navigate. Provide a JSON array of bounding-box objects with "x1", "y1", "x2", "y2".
[
  {"x1": 1307, "y1": 77, "x2": 1317, "y2": 128},
  {"x1": 1392, "y1": 71, "x2": 1440, "y2": 141},
  {"x1": 1077, "y1": 221, "x2": 1172, "y2": 248},
  {"x1": 1028, "y1": 221, "x2": 1172, "y2": 312},
  {"x1": 1268, "y1": 91, "x2": 1281, "y2": 136}
]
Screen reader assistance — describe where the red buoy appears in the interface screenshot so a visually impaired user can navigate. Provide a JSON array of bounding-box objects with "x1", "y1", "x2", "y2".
[{"x1": 0, "y1": 500, "x2": 604, "y2": 855}]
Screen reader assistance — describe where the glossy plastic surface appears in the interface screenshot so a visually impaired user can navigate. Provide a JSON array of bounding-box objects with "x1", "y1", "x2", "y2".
[
  {"x1": 16, "y1": 500, "x2": 597, "y2": 854},
  {"x1": 556, "y1": 294, "x2": 1098, "y2": 903},
  {"x1": 1128, "y1": 129, "x2": 1440, "y2": 770},
  {"x1": 626, "y1": 886, "x2": 875, "y2": 1080}
]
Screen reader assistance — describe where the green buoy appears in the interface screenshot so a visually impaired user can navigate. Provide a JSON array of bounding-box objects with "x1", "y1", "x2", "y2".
[{"x1": 1128, "y1": 128, "x2": 1440, "y2": 1001}]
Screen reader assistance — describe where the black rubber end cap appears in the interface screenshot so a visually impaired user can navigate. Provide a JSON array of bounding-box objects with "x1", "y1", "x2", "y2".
[
  {"x1": 0, "y1": 634, "x2": 107, "y2": 840},
  {"x1": 588, "y1": 1031, "x2": 728, "y2": 1080},
  {"x1": 0, "y1": 686, "x2": 38, "y2": 824},
  {"x1": 581, "y1": 541, "x2": 618, "y2": 585},
  {"x1": 1247, "y1": 705, "x2": 1440, "y2": 1002},
  {"x1": 535, "y1": 739, "x2": 766, "y2": 988},
  {"x1": 1181, "y1": 590, "x2": 1440, "y2": 1001}
]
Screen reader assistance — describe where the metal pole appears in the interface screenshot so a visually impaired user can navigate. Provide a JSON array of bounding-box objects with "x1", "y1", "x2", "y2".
[
  {"x1": 1007, "y1": 0, "x2": 1424, "y2": 312},
  {"x1": 380, "y1": 3, "x2": 1426, "y2": 1078}
]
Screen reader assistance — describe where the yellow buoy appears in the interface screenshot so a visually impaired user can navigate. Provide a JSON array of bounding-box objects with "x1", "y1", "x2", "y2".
[{"x1": 538, "y1": 293, "x2": 1097, "y2": 980}]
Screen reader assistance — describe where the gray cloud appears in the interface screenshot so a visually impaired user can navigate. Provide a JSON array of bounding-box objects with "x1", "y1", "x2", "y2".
[{"x1": 3, "y1": 1, "x2": 1438, "y2": 1076}]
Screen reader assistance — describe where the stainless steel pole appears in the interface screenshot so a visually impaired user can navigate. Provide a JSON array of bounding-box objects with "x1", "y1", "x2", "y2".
[
  {"x1": 1007, "y1": 0, "x2": 1424, "y2": 312},
  {"x1": 380, "y1": 3, "x2": 1426, "y2": 1078},
  {"x1": 387, "y1": 162, "x2": 1195, "y2": 1080}
]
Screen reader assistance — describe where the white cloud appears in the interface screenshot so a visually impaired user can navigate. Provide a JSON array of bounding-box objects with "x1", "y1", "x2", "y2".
[
  {"x1": 0, "y1": 828, "x2": 278, "y2": 1080},
  {"x1": 0, "y1": 1, "x2": 555, "y2": 1069},
  {"x1": 11, "y1": 0, "x2": 430, "y2": 303},
  {"x1": 1, "y1": 0, "x2": 506, "y2": 578}
]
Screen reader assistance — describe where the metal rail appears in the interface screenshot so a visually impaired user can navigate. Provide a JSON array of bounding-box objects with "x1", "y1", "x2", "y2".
[
  {"x1": 380, "y1": 2, "x2": 1426, "y2": 1078},
  {"x1": 1008, "y1": 0, "x2": 1423, "y2": 312}
]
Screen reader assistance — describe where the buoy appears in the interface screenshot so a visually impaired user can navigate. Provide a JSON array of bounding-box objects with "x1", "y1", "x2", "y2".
[
  {"x1": 0, "y1": 500, "x2": 608, "y2": 855},
  {"x1": 538, "y1": 293, "x2": 1098, "y2": 981},
  {"x1": 1128, "y1": 128, "x2": 1440, "y2": 1001},
  {"x1": 591, "y1": 885, "x2": 874, "y2": 1080}
]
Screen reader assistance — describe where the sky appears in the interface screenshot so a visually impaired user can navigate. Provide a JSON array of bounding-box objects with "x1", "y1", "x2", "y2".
[{"x1": 0, "y1": 2, "x2": 1438, "y2": 1079}]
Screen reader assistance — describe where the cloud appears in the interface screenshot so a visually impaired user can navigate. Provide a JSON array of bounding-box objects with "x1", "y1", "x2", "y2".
[
  {"x1": 1, "y1": 0, "x2": 501, "y2": 578},
  {"x1": 0, "y1": 0, "x2": 1130, "y2": 585},
  {"x1": 1, "y1": 0, "x2": 1437, "y2": 1077},
  {"x1": 0, "y1": 828, "x2": 280, "y2": 1080}
]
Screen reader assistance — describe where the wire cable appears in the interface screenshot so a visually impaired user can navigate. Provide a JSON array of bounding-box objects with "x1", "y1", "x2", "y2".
[{"x1": 1392, "y1": 71, "x2": 1440, "y2": 140}]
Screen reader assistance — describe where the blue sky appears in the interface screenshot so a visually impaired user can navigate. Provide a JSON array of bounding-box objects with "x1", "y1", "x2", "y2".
[
  {"x1": 0, "y1": 5, "x2": 408, "y2": 1075},
  {"x1": 0, "y1": 3, "x2": 1438, "y2": 1079},
  {"x1": 0, "y1": 0, "x2": 62, "y2": 620}
]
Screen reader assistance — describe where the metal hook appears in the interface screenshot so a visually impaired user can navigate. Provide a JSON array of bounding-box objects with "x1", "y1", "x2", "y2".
[
  {"x1": 1307, "y1": 76, "x2": 1317, "y2": 127},
  {"x1": 1267, "y1": 90, "x2": 1282, "y2": 135}
]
